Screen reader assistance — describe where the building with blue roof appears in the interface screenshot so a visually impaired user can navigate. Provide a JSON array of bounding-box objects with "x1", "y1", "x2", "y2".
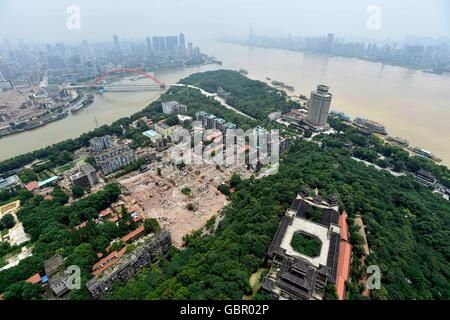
[{"x1": 38, "y1": 176, "x2": 59, "y2": 188}]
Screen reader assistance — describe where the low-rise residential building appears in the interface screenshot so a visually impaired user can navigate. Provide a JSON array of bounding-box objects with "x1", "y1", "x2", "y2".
[
  {"x1": 0, "y1": 175, "x2": 21, "y2": 191},
  {"x1": 155, "y1": 122, "x2": 172, "y2": 137},
  {"x1": 142, "y1": 129, "x2": 162, "y2": 142},
  {"x1": 86, "y1": 230, "x2": 172, "y2": 299},
  {"x1": 121, "y1": 225, "x2": 146, "y2": 244}
]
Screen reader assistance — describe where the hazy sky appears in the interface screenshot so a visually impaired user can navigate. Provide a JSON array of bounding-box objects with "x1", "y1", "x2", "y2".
[{"x1": 1, "y1": 0, "x2": 449, "y2": 44}]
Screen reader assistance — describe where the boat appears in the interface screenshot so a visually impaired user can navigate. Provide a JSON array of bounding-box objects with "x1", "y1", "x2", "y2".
[
  {"x1": 70, "y1": 94, "x2": 95, "y2": 113},
  {"x1": 238, "y1": 68, "x2": 248, "y2": 75},
  {"x1": 272, "y1": 80, "x2": 284, "y2": 86},
  {"x1": 412, "y1": 148, "x2": 442, "y2": 162},
  {"x1": 285, "y1": 85, "x2": 295, "y2": 91},
  {"x1": 386, "y1": 136, "x2": 409, "y2": 147}
]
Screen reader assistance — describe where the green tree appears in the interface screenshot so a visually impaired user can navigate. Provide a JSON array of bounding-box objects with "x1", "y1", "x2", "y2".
[
  {"x1": 0, "y1": 213, "x2": 15, "y2": 230},
  {"x1": 230, "y1": 174, "x2": 241, "y2": 188},
  {"x1": 144, "y1": 218, "x2": 161, "y2": 234},
  {"x1": 72, "y1": 185, "x2": 85, "y2": 199},
  {"x1": 4, "y1": 281, "x2": 44, "y2": 300}
]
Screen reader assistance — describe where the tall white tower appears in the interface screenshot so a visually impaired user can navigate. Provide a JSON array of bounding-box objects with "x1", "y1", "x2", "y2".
[{"x1": 306, "y1": 85, "x2": 333, "y2": 127}]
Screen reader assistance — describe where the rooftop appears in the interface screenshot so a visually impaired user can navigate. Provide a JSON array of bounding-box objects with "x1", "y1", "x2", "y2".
[
  {"x1": 26, "y1": 181, "x2": 39, "y2": 192},
  {"x1": 38, "y1": 176, "x2": 59, "y2": 187},
  {"x1": 121, "y1": 225, "x2": 145, "y2": 243},
  {"x1": 25, "y1": 273, "x2": 42, "y2": 285},
  {"x1": 143, "y1": 129, "x2": 162, "y2": 139}
]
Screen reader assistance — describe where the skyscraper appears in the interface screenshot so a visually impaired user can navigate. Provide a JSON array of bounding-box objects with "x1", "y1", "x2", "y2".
[
  {"x1": 146, "y1": 37, "x2": 152, "y2": 53},
  {"x1": 306, "y1": 85, "x2": 332, "y2": 127},
  {"x1": 165, "y1": 36, "x2": 179, "y2": 54},
  {"x1": 152, "y1": 36, "x2": 166, "y2": 54},
  {"x1": 179, "y1": 33, "x2": 185, "y2": 48},
  {"x1": 326, "y1": 33, "x2": 334, "y2": 53},
  {"x1": 113, "y1": 34, "x2": 120, "y2": 52}
]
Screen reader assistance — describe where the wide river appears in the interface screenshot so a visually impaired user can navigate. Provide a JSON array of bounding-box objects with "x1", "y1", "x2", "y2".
[{"x1": 1, "y1": 41, "x2": 450, "y2": 167}]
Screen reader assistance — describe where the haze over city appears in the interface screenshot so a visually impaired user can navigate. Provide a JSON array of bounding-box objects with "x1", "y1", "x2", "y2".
[
  {"x1": 1, "y1": 0, "x2": 449, "y2": 44},
  {"x1": 0, "y1": 0, "x2": 450, "y2": 310}
]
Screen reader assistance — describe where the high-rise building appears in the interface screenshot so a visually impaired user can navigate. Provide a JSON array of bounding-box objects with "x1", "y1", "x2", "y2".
[
  {"x1": 306, "y1": 85, "x2": 332, "y2": 128},
  {"x1": 165, "y1": 36, "x2": 179, "y2": 54},
  {"x1": 326, "y1": 33, "x2": 334, "y2": 53},
  {"x1": 113, "y1": 34, "x2": 120, "y2": 52},
  {"x1": 146, "y1": 37, "x2": 152, "y2": 53},
  {"x1": 152, "y1": 36, "x2": 166, "y2": 54},
  {"x1": 179, "y1": 33, "x2": 185, "y2": 48}
]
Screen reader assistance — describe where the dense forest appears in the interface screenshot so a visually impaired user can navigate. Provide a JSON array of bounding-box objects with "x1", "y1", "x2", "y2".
[
  {"x1": 0, "y1": 183, "x2": 128, "y2": 299},
  {"x1": 108, "y1": 140, "x2": 450, "y2": 300},
  {"x1": 180, "y1": 69, "x2": 298, "y2": 120}
]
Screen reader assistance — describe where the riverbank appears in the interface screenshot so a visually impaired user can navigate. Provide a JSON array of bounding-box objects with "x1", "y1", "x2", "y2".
[
  {"x1": 0, "y1": 64, "x2": 220, "y2": 162},
  {"x1": 229, "y1": 41, "x2": 450, "y2": 76},
  {"x1": 199, "y1": 41, "x2": 450, "y2": 167}
]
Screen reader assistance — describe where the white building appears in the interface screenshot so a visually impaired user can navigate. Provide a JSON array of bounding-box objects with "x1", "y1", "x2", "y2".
[{"x1": 306, "y1": 85, "x2": 332, "y2": 127}]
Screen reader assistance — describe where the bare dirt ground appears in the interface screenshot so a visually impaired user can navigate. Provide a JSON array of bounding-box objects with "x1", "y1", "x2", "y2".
[{"x1": 118, "y1": 150, "x2": 251, "y2": 248}]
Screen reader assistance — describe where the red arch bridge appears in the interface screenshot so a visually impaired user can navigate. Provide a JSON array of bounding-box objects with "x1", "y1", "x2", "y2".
[{"x1": 67, "y1": 68, "x2": 185, "y2": 92}]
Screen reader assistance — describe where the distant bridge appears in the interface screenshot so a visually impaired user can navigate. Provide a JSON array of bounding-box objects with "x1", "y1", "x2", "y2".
[
  {"x1": 67, "y1": 68, "x2": 170, "y2": 91},
  {"x1": 67, "y1": 83, "x2": 173, "y2": 92}
]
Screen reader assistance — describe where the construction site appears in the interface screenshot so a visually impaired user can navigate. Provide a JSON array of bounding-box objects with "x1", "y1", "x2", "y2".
[{"x1": 118, "y1": 148, "x2": 251, "y2": 248}]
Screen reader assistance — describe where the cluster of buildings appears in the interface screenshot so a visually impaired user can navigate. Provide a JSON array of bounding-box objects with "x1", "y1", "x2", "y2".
[
  {"x1": 90, "y1": 135, "x2": 138, "y2": 176},
  {"x1": 249, "y1": 32, "x2": 450, "y2": 74},
  {"x1": 0, "y1": 34, "x2": 214, "y2": 138},
  {"x1": 0, "y1": 33, "x2": 207, "y2": 90},
  {"x1": 195, "y1": 111, "x2": 237, "y2": 132},
  {"x1": 262, "y1": 185, "x2": 351, "y2": 300}
]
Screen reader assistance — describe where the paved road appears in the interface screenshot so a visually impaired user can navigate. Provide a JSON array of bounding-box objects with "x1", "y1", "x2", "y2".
[{"x1": 173, "y1": 84, "x2": 256, "y2": 120}]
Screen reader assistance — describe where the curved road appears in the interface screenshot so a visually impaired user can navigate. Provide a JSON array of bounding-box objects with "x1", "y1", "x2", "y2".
[{"x1": 172, "y1": 84, "x2": 256, "y2": 120}]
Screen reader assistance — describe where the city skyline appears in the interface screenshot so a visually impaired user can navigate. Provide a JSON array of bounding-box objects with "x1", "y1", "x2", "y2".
[{"x1": 0, "y1": 0, "x2": 449, "y2": 44}]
